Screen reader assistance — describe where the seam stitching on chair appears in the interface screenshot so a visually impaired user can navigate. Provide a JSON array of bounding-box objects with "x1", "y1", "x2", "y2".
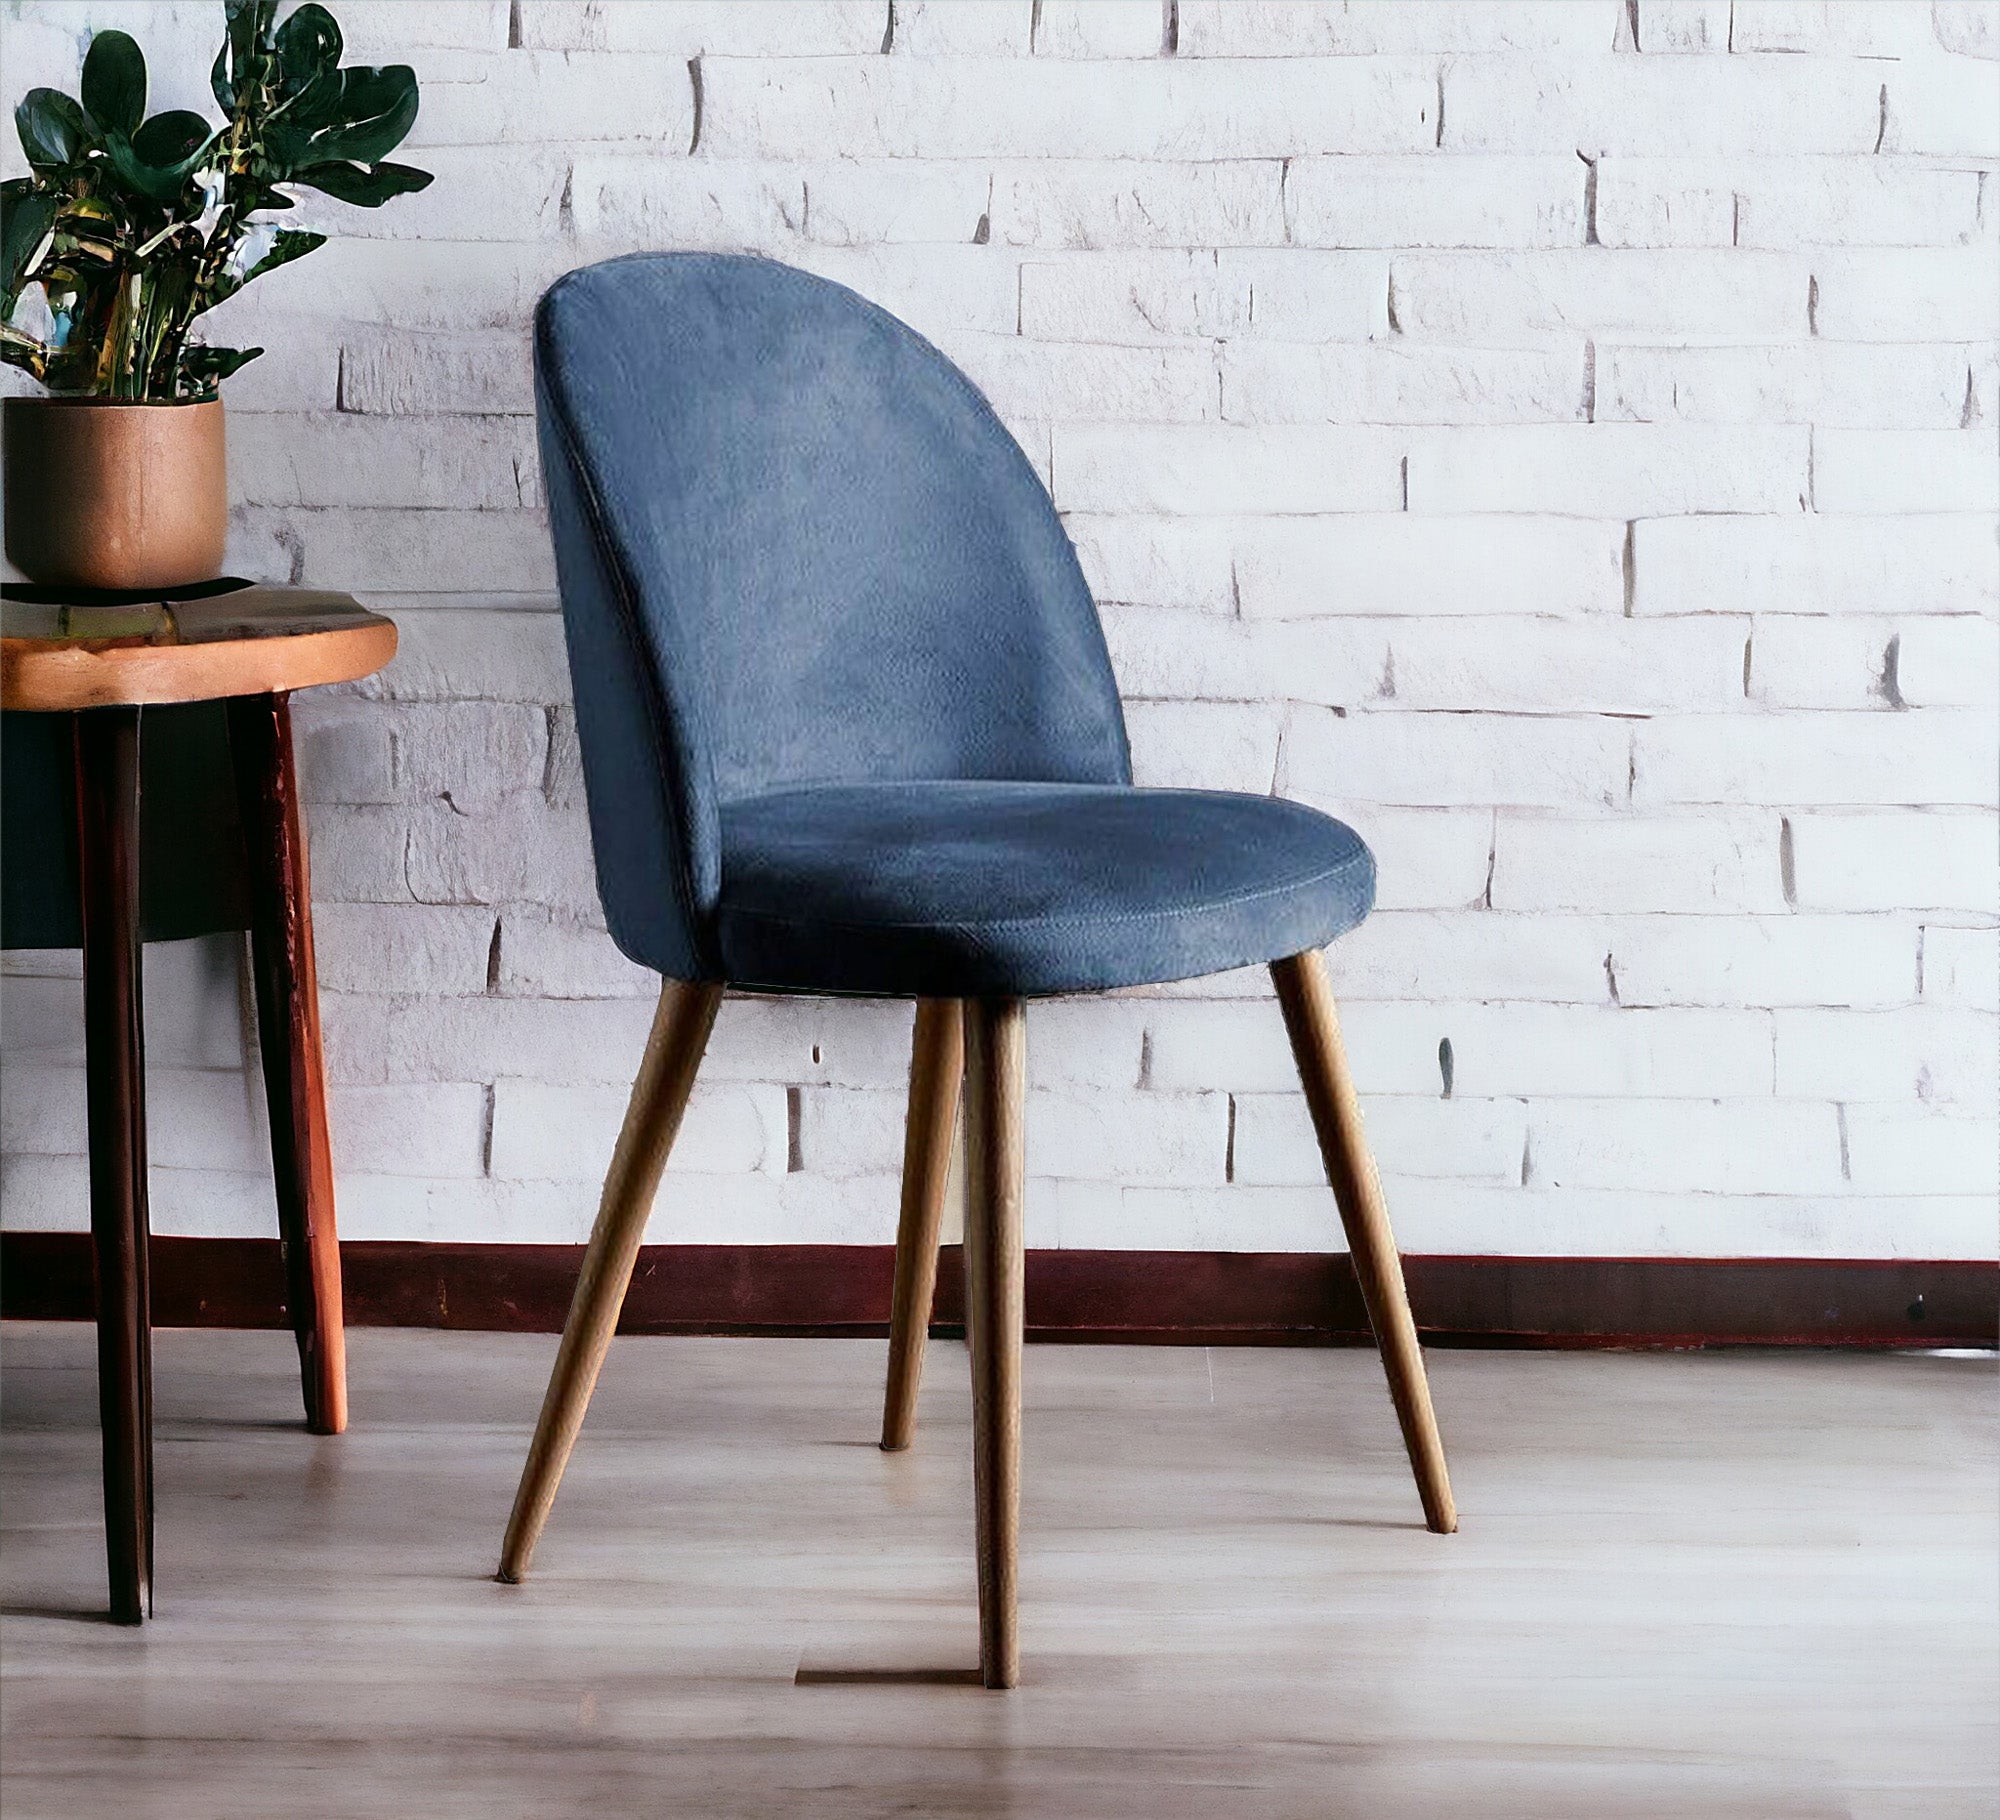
[{"x1": 718, "y1": 852, "x2": 1370, "y2": 938}]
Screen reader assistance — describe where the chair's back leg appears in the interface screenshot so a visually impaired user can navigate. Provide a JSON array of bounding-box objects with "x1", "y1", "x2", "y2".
[
  {"x1": 964, "y1": 997, "x2": 1026, "y2": 1688},
  {"x1": 881, "y1": 999, "x2": 966, "y2": 1451},
  {"x1": 497, "y1": 978, "x2": 724, "y2": 1583},
  {"x1": 1270, "y1": 950, "x2": 1457, "y2": 1535}
]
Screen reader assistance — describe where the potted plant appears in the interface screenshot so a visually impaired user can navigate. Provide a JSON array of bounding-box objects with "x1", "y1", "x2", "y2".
[{"x1": 2, "y1": 0, "x2": 431, "y2": 591}]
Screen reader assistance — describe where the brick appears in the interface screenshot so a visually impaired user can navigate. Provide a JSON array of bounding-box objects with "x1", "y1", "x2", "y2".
[
  {"x1": 1347, "y1": 809, "x2": 1498, "y2": 910},
  {"x1": 1407, "y1": 424, "x2": 1810, "y2": 516},
  {"x1": 1527, "y1": 1098, "x2": 1845, "y2": 1193},
  {"x1": 1633, "y1": 0, "x2": 1733, "y2": 51},
  {"x1": 495, "y1": 908, "x2": 657, "y2": 999},
  {"x1": 354, "y1": 612, "x2": 568, "y2": 704},
  {"x1": 402, "y1": 797, "x2": 600, "y2": 910},
  {"x1": 229, "y1": 413, "x2": 534, "y2": 511},
  {"x1": 1844, "y1": 1106, "x2": 1999, "y2": 1194},
  {"x1": 1178, "y1": 1, "x2": 1623, "y2": 55},
  {"x1": 287, "y1": 147, "x2": 566, "y2": 243},
  {"x1": 214, "y1": 238, "x2": 580, "y2": 336},
  {"x1": 292, "y1": 697, "x2": 396, "y2": 805},
  {"x1": 1892, "y1": 617, "x2": 2000, "y2": 708},
  {"x1": 1775, "y1": 1007, "x2": 1999, "y2": 1106},
  {"x1": 1923, "y1": 925, "x2": 2000, "y2": 1011},
  {"x1": 939, "y1": 335, "x2": 1218, "y2": 423},
  {"x1": 1814, "y1": 430, "x2": 2000, "y2": 515},
  {"x1": 488, "y1": 1079, "x2": 786, "y2": 1179},
  {"x1": 1787, "y1": 810, "x2": 1999, "y2": 911},
  {"x1": 313, "y1": 903, "x2": 496, "y2": 997},
  {"x1": 1612, "y1": 915, "x2": 1918, "y2": 1008},
  {"x1": 1596, "y1": 157, "x2": 1986, "y2": 250},
  {"x1": 1443, "y1": 55, "x2": 1887, "y2": 155},
  {"x1": 1810, "y1": 250, "x2": 2000, "y2": 342},
  {"x1": 306, "y1": 805, "x2": 416, "y2": 903},
  {"x1": 698, "y1": 56, "x2": 1435, "y2": 160},
  {"x1": 1124, "y1": 700, "x2": 1283, "y2": 792},
  {"x1": 1633, "y1": 711, "x2": 1998, "y2": 807},
  {"x1": 1283, "y1": 707, "x2": 1631, "y2": 810},
  {"x1": 330, "y1": 3, "x2": 511, "y2": 51},
  {"x1": 1028, "y1": 1089, "x2": 1231, "y2": 1183},
  {"x1": 1287, "y1": 155, "x2": 1585, "y2": 248},
  {"x1": 569, "y1": 157, "x2": 806, "y2": 247},
  {"x1": 1383, "y1": 615, "x2": 1752, "y2": 713},
  {"x1": 1727, "y1": 1, "x2": 1936, "y2": 55},
  {"x1": 1933, "y1": 1, "x2": 2000, "y2": 57},
  {"x1": 1031, "y1": 0, "x2": 1165, "y2": 57},
  {"x1": 1233, "y1": 1092, "x2": 1528, "y2": 1185},
  {"x1": 1749, "y1": 616, "x2": 1999, "y2": 712},
  {"x1": 330, "y1": 1083, "x2": 489, "y2": 1179},
  {"x1": 232, "y1": 506, "x2": 557, "y2": 595},
  {"x1": 788, "y1": 244, "x2": 1021, "y2": 338},
  {"x1": 1632, "y1": 515, "x2": 1999, "y2": 617},
  {"x1": 803, "y1": 162, "x2": 990, "y2": 245},
  {"x1": 1601, "y1": 343, "x2": 1975, "y2": 429},
  {"x1": 515, "y1": 1, "x2": 884, "y2": 53},
  {"x1": 1222, "y1": 342, "x2": 1581, "y2": 425},
  {"x1": 994, "y1": 161, "x2": 1285, "y2": 248},
  {"x1": 892, "y1": 0, "x2": 1034, "y2": 56},
  {"x1": 1491, "y1": 813, "x2": 1786, "y2": 914},
  {"x1": 405, "y1": 51, "x2": 694, "y2": 148},
  {"x1": 1021, "y1": 249, "x2": 1386, "y2": 343},
  {"x1": 391, "y1": 702, "x2": 550, "y2": 810},
  {"x1": 1323, "y1": 911, "x2": 1619, "y2": 1003},
  {"x1": 1052, "y1": 424, "x2": 1403, "y2": 513},
  {"x1": 1389, "y1": 250, "x2": 1808, "y2": 343},
  {"x1": 337, "y1": 330, "x2": 537, "y2": 421},
  {"x1": 1883, "y1": 55, "x2": 2000, "y2": 157}
]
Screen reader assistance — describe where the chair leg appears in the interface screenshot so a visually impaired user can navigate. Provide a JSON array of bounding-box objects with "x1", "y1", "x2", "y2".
[
  {"x1": 963, "y1": 997, "x2": 1026, "y2": 1689},
  {"x1": 227, "y1": 692, "x2": 347, "y2": 1437},
  {"x1": 880, "y1": 999, "x2": 965, "y2": 1451},
  {"x1": 1270, "y1": 950, "x2": 1457, "y2": 1535},
  {"x1": 74, "y1": 707, "x2": 153, "y2": 1625},
  {"x1": 496, "y1": 978, "x2": 724, "y2": 1583}
]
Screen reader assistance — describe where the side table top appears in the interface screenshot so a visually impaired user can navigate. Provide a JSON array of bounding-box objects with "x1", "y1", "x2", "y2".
[{"x1": 1, "y1": 580, "x2": 397, "y2": 711}]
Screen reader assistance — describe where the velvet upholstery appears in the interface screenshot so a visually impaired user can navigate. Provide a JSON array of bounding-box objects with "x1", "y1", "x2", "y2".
[{"x1": 536, "y1": 253, "x2": 1375, "y2": 997}]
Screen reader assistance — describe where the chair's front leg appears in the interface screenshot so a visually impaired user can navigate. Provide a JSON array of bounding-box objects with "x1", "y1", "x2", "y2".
[
  {"x1": 1270, "y1": 950, "x2": 1457, "y2": 1535},
  {"x1": 497, "y1": 978, "x2": 724, "y2": 1583},
  {"x1": 881, "y1": 999, "x2": 965, "y2": 1451},
  {"x1": 963, "y1": 997, "x2": 1026, "y2": 1688}
]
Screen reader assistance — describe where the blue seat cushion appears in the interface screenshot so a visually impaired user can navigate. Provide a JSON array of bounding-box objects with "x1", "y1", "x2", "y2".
[{"x1": 714, "y1": 781, "x2": 1375, "y2": 998}]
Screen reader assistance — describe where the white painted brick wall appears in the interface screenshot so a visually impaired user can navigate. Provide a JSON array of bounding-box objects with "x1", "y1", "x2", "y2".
[{"x1": 3, "y1": 0, "x2": 1994, "y2": 1263}]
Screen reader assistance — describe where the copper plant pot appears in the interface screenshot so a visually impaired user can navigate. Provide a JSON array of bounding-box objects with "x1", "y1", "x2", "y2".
[{"x1": 3, "y1": 396, "x2": 228, "y2": 591}]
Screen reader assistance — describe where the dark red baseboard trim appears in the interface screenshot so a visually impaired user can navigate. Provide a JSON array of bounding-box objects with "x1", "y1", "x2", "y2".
[{"x1": 2, "y1": 1235, "x2": 1993, "y2": 1348}]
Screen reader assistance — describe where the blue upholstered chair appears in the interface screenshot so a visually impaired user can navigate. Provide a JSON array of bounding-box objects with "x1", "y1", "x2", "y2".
[{"x1": 497, "y1": 253, "x2": 1455, "y2": 1687}]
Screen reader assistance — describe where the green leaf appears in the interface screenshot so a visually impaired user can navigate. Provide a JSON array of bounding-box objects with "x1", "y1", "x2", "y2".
[
  {"x1": 307, "y1": 64, "x2": 419, "y2": 165},
  {"x1": 104, "y1": 111, "x2": 217, "y2": 205},
  {"x1": 211, "y1": 41, "x2": 234, "y2": 114},
  {"x1": 292, "y1": 158, "x2": 432, "y2": 207},
  {"x1": 81, "y1": 30, "x2": 147, "y2": 139},
  {"x1": 16, "y1": 89, "x2": 90, "y2": 171},
  {"x1": 1, "y1": 190, "x2": 58, "y2": 297},
  {"x1": 179, "y1": 342, "x2": 264, "y2": 395},
  {"x1": 275, "y1": 3, "x2": 343, "y2": 96}
]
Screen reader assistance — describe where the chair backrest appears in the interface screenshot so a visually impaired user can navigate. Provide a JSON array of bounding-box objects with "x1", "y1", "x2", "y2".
[{"x1": 535, "y1": 253, "x2": 1131, "y2": 980}]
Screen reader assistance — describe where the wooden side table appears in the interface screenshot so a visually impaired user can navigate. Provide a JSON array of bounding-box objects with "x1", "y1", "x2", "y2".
[{"x1": 1, "y1": 580, "x2": 396, "y2": 1623}]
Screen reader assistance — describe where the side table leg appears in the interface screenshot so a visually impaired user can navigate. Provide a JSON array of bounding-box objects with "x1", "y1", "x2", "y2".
[
  {"x1": 226, "y1": 692, "x2": 347, "y2": 1436},
  {"x1": 74, "y1": 706, "x2": 153, "y2": 1624}
]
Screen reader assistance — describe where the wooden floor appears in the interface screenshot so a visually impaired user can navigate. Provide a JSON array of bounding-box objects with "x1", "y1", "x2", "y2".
[{"x1": 1, "y1": 1324, "x2": 1993, "y2": 1819}]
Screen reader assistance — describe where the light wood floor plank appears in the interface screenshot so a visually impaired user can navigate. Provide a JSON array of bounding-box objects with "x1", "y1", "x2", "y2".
[{"x1": 1, "y1": 1324, "x2": 1992, "y2": 1818}]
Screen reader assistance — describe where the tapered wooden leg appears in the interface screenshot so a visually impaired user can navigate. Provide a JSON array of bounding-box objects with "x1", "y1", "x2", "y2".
[
  {"x1": 74, "y1": 707, "x2": 153, "y2": 1624},
  {"x1": 227, "y1": 693, "x2": 347, "y2": 1437},
  {"x1": 497, "y1": 979, "x2": 724, "y2": 1583},
  {"x1": 963, "y1": 997, "x2": 1025, "y2": 1688},
  {"x1": 1271, "y1": 950, "x2": 1457, "y2": 1535},
  {"x1": 880, "y1": 1000, "x2": 965, "y2": 1452}
]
